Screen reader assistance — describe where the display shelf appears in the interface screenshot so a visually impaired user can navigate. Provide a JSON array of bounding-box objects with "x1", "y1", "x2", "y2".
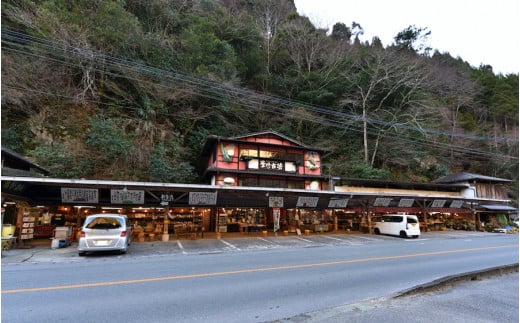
[{"x1": 21, "y1": 209, "x2": 38, "y2": 240}]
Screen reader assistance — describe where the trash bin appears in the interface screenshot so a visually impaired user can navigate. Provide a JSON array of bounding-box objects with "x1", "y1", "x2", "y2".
[{"x1": 2, "y1": 224, "x2": 15, "y2": 237}]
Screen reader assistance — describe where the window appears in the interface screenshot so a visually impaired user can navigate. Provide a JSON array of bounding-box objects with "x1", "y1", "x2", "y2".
[
  {"x1": 259, "y1": 178, "x2": 286, "y2": 188},
  {"x1": 239, "y1": 148, "x2": 258, "y2": 158},
  {"x1": 240, "y1": 148, "x2": 303, "y2": 164},
  {"x1": 382, "y1": 215, "x2": 403, "y2": 223},
  {"x1": 86, "y1": 217, "x2": 123, "y2": 229},
  {"x1": 239, "y1": 177, "x2": 258, "y2": 187},
  {"x1": 288, "y1": 180, "x2": 305, "y2": 189},
  {"x1": 284, "y1": 153, "x2": 303, "y2": 164},
  {"x1": 407, "y1": 216, "x2": 418, "y2": 224},
  {"x1": 259, "y1": 150, "x2": 278, "y2": 158}
]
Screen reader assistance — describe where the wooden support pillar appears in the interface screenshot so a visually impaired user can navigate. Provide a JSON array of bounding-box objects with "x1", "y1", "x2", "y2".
[
  {"x1": 471, "y1": 202, "x2": 480, "y2": 231},
  {"x1": 362, "y1": 199, "x2": 372, "y2": 233},
  {"x1": 162, "y1": 206, "x2": 170, "y2": 241},
  {"x1": 417, "y1": 199, "x2": 429, "y2": 232}
]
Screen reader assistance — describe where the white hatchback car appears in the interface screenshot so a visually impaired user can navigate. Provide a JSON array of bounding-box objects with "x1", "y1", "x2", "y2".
[
  {"x1": 78, "y1": 214, "x2": 132, "y2": 256},
  {"x1": 374, "y1": 214, "x2": 420, "y2": 238}
]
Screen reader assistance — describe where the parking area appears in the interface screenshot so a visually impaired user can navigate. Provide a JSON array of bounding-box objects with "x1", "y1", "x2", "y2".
[{"x1": 2, "y1": 230, "x2": 508, "y2": 264}]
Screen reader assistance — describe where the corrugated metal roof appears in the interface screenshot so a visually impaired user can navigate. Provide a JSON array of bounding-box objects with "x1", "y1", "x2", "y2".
[
  {"x1": 433, "y1": 172, "x2": 511, "y2": 184},
  {"x1": 480, "y1": 205, "x2": 518, "y2": 211},
  {"x1": 1, "y1": 146, "x2": 49, "y2": 175},
  {"x1": 342, "y1": 177, "x2": 468, "y2": 191},
  {"x1": 1, "y1": 175, "x2": 511, "y2": 208}
]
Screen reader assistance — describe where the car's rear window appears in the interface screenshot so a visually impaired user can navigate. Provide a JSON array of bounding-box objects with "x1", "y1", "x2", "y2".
[
  {"x1": 85, "y1": 217, "x2": 123, "y2": 229},
  {"x1": 407, "y1": 216, "x2": 418, "y2": 223}
]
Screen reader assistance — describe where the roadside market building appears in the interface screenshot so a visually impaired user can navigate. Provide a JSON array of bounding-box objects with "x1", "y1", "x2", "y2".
[{"x1": 1, "y1": 131, "x2": 516, "y2": 247}]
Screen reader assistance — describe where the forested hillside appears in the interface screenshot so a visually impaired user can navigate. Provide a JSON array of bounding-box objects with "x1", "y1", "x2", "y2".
[{"x1": 1, "y1": 0, "x2": 518, "y2": 200}]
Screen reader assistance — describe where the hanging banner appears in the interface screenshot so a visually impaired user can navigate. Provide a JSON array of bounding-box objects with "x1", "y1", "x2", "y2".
[
  {"x1": 189, "y1": 192, "x2": 218, "y2": 205},
  {"x1": 449, "y1": 200, "x2": 464, "y2": 208},
  {"x1": 110, "y1": 189, "x2": 144, "y2": 204},
  {"x1": 373, "y1": 197, "x2": 392, "y2": 207},
  {"x1": 398, "y1": 198, "x2": 415, "y2": 207},
  {"x1": 161, "y1": 194, "x2": 175, "y2": 202},
  {"x1": 273, "y1": 208, "x2": 280, "y2": 232},
  {"x1": 296, "y1": 196, "x2": 319, "y2": 207},
  {"x1": 431, "y1": 199, "x2": 446, "y2": 208},
  {"x1": 269, "y1": 196, "x2": 284, "y2": 207},
  {"x1": 61, "y1": 188, "x2": 98, "y2": 203},
  {"x1": 328, "y1": 198, "x2": 349, "y2": 208}
]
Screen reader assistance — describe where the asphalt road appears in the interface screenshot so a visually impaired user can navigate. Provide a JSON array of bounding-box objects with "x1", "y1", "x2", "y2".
[
  {"x1": 277, "y1": 265, "x2": 519, "y2": 323},
  {"x1": 1, "y1": 231, "x2": 518, "y2": 322}
]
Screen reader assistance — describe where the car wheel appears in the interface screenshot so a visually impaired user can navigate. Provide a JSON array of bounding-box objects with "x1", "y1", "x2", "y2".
[
  {"x1": 400, "y1": 231, "x2": 408, "y2": 238},
  {"x1": 374, "y1": 228, "x2": 380, "y2": 235},
  {"x1": 413, "y1": 235, "x2": 419, "y2": 239}
]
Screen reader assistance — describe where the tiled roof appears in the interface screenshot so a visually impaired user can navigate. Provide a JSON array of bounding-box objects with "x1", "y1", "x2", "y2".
[
  {"x1": 199, "y1": 130, "x2": 329, "y2": 157},
  {"x1": 229, "y1": 130, "x2": 311, "y2": 148}
]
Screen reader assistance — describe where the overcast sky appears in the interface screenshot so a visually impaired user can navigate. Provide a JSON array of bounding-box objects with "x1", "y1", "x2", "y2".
[{"x1": 293, "y1": 0, "x2": 519, "y2": 75}]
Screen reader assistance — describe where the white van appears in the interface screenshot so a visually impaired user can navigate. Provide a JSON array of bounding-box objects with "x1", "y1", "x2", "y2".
[{"x1": 373, "y1": 214, "x2": 420, "y2": 238}]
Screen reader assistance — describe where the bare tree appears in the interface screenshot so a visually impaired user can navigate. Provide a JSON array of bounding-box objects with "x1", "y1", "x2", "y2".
[
  {"x1": 252, "y1": 0, "x2": 294, "y2": 75},
  {"x1": 428, "y1": 55, "x2": 480, "y2": 161},
  {"x1": 340, "y1": 48, "x2": 430, "y2": 165},
  {"x1": 279, "y1": 16, "x2": 330, "y2": 75}
]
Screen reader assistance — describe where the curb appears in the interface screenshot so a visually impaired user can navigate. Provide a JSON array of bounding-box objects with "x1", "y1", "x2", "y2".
[{"x1": 395, "y1": 263, "x2": 519, "y2": 298}]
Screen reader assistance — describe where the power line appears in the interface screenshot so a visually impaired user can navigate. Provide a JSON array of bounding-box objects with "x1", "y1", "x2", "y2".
[
  {"x1": 1, "y1": 29, "x2": 517, "y2": 161},
  {"x1": 4, "y1": 29, "x2": 515, "y2": 143}
]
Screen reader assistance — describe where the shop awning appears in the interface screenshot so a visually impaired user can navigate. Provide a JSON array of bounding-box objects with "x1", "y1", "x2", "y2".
[
  {"x1": 1, "y1": 175, "x2": 512, "y2": 210},
  {"x1": 479, "y1": 205, "x2": 518, "y2": 212}
]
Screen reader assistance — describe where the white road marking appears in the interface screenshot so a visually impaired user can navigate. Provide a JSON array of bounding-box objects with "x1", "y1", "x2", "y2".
[
  {"x1": 295, "y1": 237, "x2": 313, "y2": 243},
  {"x1": 220, "y1": 239, "x2": 240, "y2": 250},
  {"x1": 350, "y1": 235, "x2": 380, "y2": 241},
  {"x1": 443, "y1": 233, "x2": 471, "y2": 237},
  {"x1": 257, "y1": 237, "x2": 279, "y2": 245},
  {"x1": 176, "y1": 240, "x2": 187, "y2": 254},
  {"x1": 322, "y1": 235, "x2": 357, "y2": 245},
  {"x1": 322, "y1": 235, "x2": 343, "y2": 241}
]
